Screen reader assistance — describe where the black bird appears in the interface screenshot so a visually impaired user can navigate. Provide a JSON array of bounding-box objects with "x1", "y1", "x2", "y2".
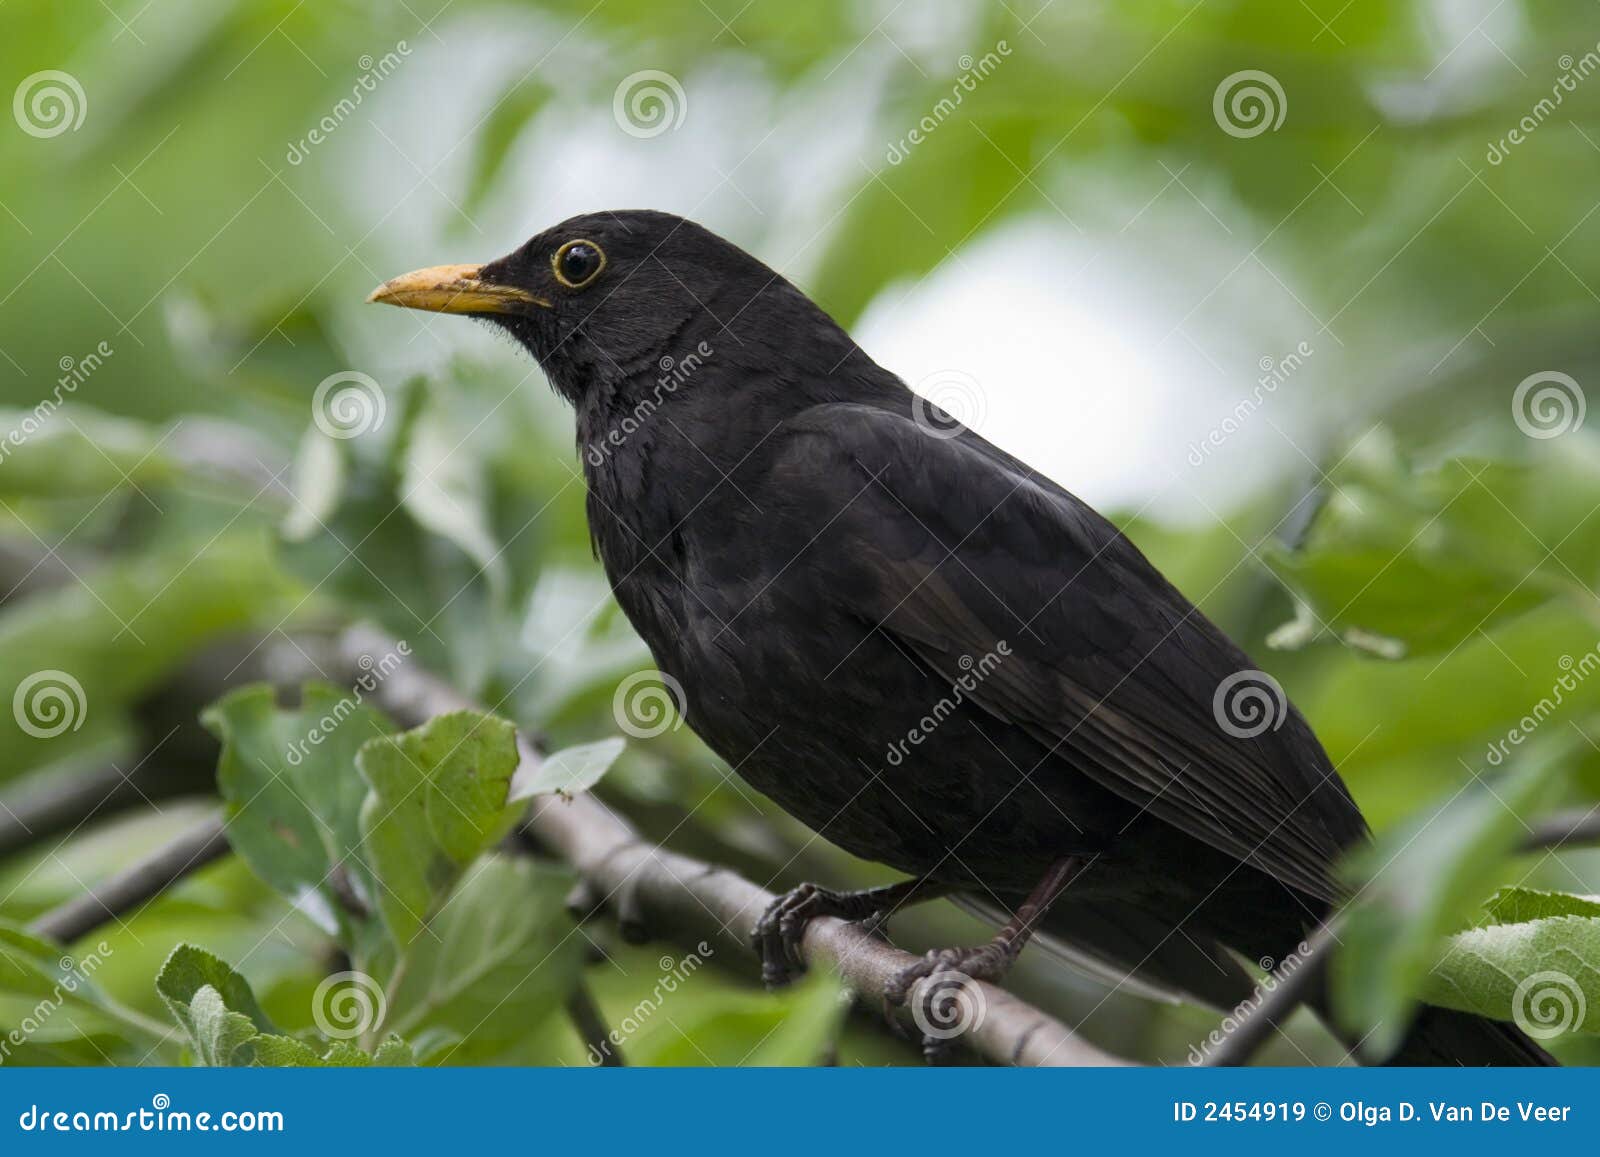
[{"x1": 371, "y1": 209, "x2": 1551, "y2": 1066}]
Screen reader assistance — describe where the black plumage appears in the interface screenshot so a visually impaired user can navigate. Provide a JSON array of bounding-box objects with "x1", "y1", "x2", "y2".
[{"x1": 371, "y1": 209, "x2": 1550, "y2": 1065}]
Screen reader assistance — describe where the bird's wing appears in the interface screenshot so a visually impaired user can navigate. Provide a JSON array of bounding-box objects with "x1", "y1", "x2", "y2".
[{"x1": 766, "y1": 403, "x2": 1365, "y2": 902}]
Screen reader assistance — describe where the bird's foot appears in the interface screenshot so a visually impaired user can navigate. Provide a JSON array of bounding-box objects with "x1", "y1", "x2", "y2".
[
  {"x1": 753, "y1": 883, "x2": 878, "y2": 987},
  {"x1": 885, "y1": 943, "x2": 1015, "y2": 1064},
  {"x1": 754, "y1": 881, "x2": 921, "y2": 988}
]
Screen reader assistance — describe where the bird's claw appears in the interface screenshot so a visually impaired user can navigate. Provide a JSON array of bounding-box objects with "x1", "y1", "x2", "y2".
[
  {"x1": 884, "y1": 944, "x2": 1013, "y2": 1064},
  {"x1": 754, "y1": 882, "x2": 890, "y2": 988}
]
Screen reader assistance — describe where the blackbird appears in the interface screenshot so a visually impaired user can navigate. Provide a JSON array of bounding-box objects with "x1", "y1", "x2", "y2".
[{"x1": 371, "y1": 209, "x2": 1551, "y2": 1066}]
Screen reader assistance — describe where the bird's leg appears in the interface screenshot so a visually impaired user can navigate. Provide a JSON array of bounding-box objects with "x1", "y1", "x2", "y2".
[
  {"x1": 754, "y1": 876, "x2": 955, "y2": 987},
  {"x1": 886, "y1": 856, "x2": 1088, "y2": 1060}
]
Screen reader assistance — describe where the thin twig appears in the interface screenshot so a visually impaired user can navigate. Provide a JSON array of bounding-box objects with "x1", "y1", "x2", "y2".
[
  {"x1": 29, "y1": 812, "x2": 230, "y2": 943},
  {"x1": 1201, "y1": 918, "x2": 1339, "y2": 1067},
  {"x1": 1521, "y1": 807, "x2": 1600, "y2": 851},
  {"x1": 565, "y1": 982, "x2": 625, "y2": 1066}
]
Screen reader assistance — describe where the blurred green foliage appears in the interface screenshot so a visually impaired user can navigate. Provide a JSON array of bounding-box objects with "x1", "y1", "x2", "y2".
[{"x1": 3, "y1": 0, "x2": 1600, "y2": 1066}]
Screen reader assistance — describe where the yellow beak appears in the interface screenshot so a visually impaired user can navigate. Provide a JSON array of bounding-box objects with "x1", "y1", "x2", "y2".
[{"x1": 366, "y1": 263, "x2": 549, "y2": 314}]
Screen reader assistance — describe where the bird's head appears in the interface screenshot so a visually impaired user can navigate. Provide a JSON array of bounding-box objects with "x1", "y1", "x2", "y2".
[{"x1": 369, "y1": 209, "x2": 858, "y2": 413}]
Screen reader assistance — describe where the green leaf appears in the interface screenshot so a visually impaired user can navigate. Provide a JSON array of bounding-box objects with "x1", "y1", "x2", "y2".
[
  {"x1": 1482, "y1": 886, "x2": 1600, "y2": 926},
  {"x1": 625, "y1": 968, "x2": 847, "y2": 1067},
  {"x1": 355, "y1": 710, "x2": 524, "y2": 948},
  {"x1": 0, "y1": 405, "x2": 174, "y2": 498},
  {"x1": 251, "y1": 1033, "x2": 415, "y2": 1067},
  {"x1": 510, "y1": 737, "x2": 625, "y2": 802},
  {"x1": 0, "y1": 921, "x2": 167, "y2": 1047},
  {"x1": 202, "y1": 682, "x2": 394, "y2": 951},
  {"x1": 1266, "y1": 436, "x2": 1597, "y2": 657},
  {"x1": 1332, "y1": 741, "x2": 1568, "y2": 1059},
  {"x1": 384, "y1": 856, "x2": 583, "y2": 1062},
  {"x1": 1425, "y1": 916, "x2": 1600, "y2": 1037},
  {"x1": 156, "y1": 945, "x2": 275, "y2": 1066}
]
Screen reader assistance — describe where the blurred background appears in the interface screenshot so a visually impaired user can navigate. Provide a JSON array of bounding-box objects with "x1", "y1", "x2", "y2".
[{"x1": 3, "y1": 0, "x2": 1600, "y2": 1067}]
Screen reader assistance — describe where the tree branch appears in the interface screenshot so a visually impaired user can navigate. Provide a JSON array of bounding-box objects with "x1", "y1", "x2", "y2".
[
  {"x1": 29, "y1": 811, "x2": 230, "y2": 943},
  {"x1": 336, "y1": 627, "x2": 1128, "y2": 1068},
  {"x1": 1200, "y1": 918, "x2": 1338, "y2": 1067}
]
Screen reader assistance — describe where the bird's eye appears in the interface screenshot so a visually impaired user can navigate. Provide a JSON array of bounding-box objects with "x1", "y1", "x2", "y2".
[{"x1": 553, "y1": 239, "x2": 606, "y2": 289}]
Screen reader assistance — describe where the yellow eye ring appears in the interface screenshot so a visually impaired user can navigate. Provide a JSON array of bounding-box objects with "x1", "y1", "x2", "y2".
[{"x1": 552, "y1": 239, "x2": 607, "y2": 289}]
